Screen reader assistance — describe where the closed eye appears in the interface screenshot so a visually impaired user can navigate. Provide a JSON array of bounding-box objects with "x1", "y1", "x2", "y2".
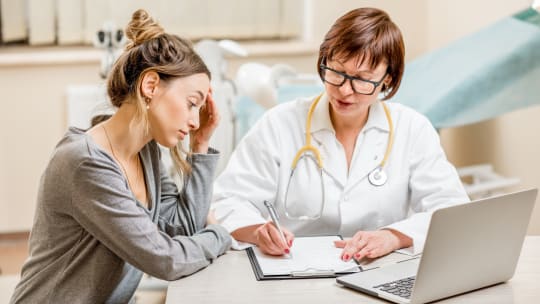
[
  {"x1": 188, "y1": 92, "x2": 204, "y2": 109},
  {"x1": 186, "y1": 99, "x2": 198, "y2": 109}
]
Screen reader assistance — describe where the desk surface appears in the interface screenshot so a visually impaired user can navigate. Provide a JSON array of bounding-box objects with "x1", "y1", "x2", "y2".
[{"x1": 166, "y1": 236, "x2": 540, "y2": 304}]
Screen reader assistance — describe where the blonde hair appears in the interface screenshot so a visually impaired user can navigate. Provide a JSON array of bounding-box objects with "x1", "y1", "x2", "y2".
[{"x1": 106, "y1": 9, "x2": 211, "y2": 176}]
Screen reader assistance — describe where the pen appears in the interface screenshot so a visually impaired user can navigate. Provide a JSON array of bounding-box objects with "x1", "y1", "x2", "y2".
[{"x1": 263, "y1": 200, "x2": 291, "y2": 257}]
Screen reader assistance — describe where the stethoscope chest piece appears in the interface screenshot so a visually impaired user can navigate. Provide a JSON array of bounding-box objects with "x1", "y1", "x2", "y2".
[{"x1": 368, "y1": 167, "x2": 387, "y2": 186}]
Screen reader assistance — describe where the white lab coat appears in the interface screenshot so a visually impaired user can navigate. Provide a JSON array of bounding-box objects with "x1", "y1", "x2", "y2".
[{"x1": 212, "y1": 94, "x2": 469, "y2": 254}]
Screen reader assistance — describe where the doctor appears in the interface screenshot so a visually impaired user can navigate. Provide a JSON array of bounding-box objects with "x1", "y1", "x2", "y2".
[{"x1": 212, "y1": 7, "x2": 468, "y2": 261}]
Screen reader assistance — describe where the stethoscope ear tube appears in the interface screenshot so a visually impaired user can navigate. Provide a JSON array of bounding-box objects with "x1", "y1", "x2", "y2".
[{"x1": 371, "y1": 100, "x2": 394, "y2": 186}]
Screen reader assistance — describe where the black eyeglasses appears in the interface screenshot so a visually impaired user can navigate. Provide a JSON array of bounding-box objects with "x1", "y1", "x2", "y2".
[{"x1": 319, "y1": 64, "x2": 387, "y2": 95}]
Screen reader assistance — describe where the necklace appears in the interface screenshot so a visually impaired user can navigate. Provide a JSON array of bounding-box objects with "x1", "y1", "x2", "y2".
[{"x1": 102, "y1": 124, "x2": 141, "y2": 194}]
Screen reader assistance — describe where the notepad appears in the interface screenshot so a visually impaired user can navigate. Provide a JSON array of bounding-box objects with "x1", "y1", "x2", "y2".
[{"x1": 246, "y1": 235, "x2": 360, "y2": 280}]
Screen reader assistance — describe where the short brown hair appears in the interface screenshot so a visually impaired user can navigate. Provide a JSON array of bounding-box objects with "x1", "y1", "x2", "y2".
[{"x1": 317, "y1": 7, "x2": 405, "y2": 100}]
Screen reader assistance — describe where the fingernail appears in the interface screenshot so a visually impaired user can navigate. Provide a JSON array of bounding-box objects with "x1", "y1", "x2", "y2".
[
  {"x1": 355, "y1": 253, "x2": 361, "y2": 259},
  {"x1": 288, "y1": 240, "x2": 293, "y2": 246},
  {"x1": 284, "y1": 248, "x2": 290, "y2": 254},
  {"x1": 343, "y1": 254, "x2": 349, "y2": 261}
]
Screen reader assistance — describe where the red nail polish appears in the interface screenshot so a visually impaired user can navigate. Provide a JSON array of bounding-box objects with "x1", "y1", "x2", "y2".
[
  {"x1": 288, "y1": 240, "x2": 293, "y2": 246},
  {"x1": 355, "y1": 253, "x2": 361, "y2": 259},
  {"x1": 343, "y1": 254, "x2": 349, "y2": 260},
  {"x1": 284, "y1": 248, "x2": 290, "y2": 254}
]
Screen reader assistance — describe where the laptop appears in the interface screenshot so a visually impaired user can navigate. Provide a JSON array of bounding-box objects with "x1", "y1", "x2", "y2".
[{"x1": 336, "y1": 188, "x2": 537, "y2": 304}]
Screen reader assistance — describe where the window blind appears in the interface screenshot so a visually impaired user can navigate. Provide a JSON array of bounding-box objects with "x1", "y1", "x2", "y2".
[{"x1": 0, "y1": 0, "x2": 302, "y2": 45}]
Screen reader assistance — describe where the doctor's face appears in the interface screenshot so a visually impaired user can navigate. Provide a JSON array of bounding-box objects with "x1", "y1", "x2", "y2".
[{"x1": 323, "y1": 56, "x2": 389, "y2": 118}]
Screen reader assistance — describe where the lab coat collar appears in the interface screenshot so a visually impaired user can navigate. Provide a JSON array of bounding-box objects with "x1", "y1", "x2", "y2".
[
  {"x1": 364, "y1": 101, "x2": 391, "y2": 134},
  {"x1": 310, "y1": 93, "x2": 334, "y2": 134},
  {"x1": 309, "y1": 94, "x2": 390, "y2": 135},
  {"x1": 347, "y1": 103, "x2": 391, "y2": 188},
  {"x1": 308, "y1": 97, "x2": 391, "y2": 189}
]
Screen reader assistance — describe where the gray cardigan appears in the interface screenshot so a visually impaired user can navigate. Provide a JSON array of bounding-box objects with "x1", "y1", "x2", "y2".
[{"x1": 10, "y1": 127, "x2": 232, "y2": 304}]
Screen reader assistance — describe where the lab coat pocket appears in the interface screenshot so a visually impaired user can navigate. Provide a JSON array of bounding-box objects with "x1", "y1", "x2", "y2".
[
  {"x1": 349, "y1": 174, "x2": 409, "y2": 223},
  {"x1": 372, "y1": 176, "x2": 410, "y2": 224}
]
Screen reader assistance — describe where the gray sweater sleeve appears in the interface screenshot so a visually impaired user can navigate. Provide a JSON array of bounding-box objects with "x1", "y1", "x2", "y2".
[
  {"x1": 71, "y1": 155, "x2": 231, "y2": 281},
  {"x1": 158, "y1": 148, "x2": 220, "y2": 235}
]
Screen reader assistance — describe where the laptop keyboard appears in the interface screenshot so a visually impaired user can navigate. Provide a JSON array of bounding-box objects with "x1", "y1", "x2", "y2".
[{"x1": 373, "y1": 276, "x2": 415, "y2": 299}]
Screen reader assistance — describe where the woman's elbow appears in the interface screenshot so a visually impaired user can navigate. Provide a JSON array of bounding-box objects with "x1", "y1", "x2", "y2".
[{"x1": 152, "y1": 255, "x2": 211, "y2": 281}]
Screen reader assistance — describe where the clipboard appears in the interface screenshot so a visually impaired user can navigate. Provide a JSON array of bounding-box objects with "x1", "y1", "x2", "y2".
[{"x1": 246, "y1": 235, "x2": 361, "y2": 280}]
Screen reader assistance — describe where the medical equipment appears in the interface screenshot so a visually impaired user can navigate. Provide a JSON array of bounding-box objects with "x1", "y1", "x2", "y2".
[
  {"x1": 283, "y1": 94, "x2": 395, "y2": 220},
  {"x1": 66, "y1": 21, "x2": 124, "y2": 130},
  {"x1": 283, "y1": 94, "x2": 325, "y2": 221},
  {"x1": 391, "y1": 7, "x2": 540, "y2": 128},
  {"x1": 385, "y1": 7, "x2": 537, "y2": 198},
  {"x1": 457, "y1": 164, "x2": 520, "y2": 200},
  {"x1": 93, "y1": 21, "x2": 125, "y2": 79},
  {"x1": 368, "y1": 101, "x2": 394, "y2": 186},
  {"x1": 235, "y1": 63, "x2": 279, "y2": 110},
  {"x1": 234, "y1": 64, "x2": 322, "y2": 142},
  {"x1": 194, "y1": 39, "x2": 247, "y2": 174},
  {"x1": 235, "y1": 62, "x2": 298, "y2": 109}
]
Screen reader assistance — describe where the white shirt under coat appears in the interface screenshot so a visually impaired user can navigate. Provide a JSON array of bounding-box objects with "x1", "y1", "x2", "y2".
[{"x1": 212, "y1": 93, "x2": 469, "y2": 254}]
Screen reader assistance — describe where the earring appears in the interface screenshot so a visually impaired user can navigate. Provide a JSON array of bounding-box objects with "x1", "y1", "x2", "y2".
[{"x1": 145, "y1": 97, "x2": 151, "y2": 110}]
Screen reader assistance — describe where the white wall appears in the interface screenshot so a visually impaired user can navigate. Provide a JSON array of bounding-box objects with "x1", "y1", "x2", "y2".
[
  {"x1": 1, "y1": 0, "x2": 539, "y2": 234},
  {"x1": 308, "y1": 0, "x2": 428, "y2": 61},
  {"x1": 0, "y1": 61, "x2": 102, "y2": 231},
  {"x1": 426, "y1": 0, "x2": 532, "y2": 51}
]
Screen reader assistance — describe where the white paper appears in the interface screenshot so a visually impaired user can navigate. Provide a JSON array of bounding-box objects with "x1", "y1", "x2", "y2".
[{"x1": 252, "y1": 236, "x2": 360, "y2": 276}]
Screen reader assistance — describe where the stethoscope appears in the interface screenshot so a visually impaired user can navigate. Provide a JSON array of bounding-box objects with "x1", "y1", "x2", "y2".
[{"x1": 290, "y1": 93, "x2": 395, "y2": 187}]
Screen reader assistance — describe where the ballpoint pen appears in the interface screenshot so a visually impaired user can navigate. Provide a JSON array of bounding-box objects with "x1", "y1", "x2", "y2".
[{"x1": 263, "y1": 200, "x2": 292, "y2": 257}]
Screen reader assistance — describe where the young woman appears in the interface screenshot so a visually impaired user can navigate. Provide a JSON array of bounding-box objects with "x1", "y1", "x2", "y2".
[{"x1": 10, "y1": 9, "x2": 231, "y2": 304}]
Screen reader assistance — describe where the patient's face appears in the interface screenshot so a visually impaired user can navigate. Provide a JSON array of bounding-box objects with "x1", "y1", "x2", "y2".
[{"x1": 147, "y1": 74, "x2": 209, "y2": 148}]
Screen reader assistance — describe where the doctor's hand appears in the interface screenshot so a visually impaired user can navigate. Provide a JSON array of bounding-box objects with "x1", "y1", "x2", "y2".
[
  {"x1": 231, "y1": 223, "x2": 295, "y2": 256},
  {"x1": 254, "y1": 222, "x2": 295, "y2": 256},
  {"x1": 190, "y1": 88, "x2": 220, "y2": 153},
  {"x1": 334, "y1": 229, "x2": 412, "y2": 261}
]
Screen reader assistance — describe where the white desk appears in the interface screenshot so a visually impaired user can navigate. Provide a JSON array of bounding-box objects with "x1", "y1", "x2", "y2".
[{"x1": 166, "y1": 236, "x2": 540, "y2": 303}]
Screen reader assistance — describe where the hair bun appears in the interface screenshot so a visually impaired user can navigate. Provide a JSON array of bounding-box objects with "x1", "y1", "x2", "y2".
[{"x1": 125, "y1": 9, "x2": 164, "y2": 50}]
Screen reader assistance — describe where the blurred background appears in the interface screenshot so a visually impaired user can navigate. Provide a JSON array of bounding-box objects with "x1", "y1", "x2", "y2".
[{"x1": 0, "y1": 0, "x2": 539, "y2": 301}]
